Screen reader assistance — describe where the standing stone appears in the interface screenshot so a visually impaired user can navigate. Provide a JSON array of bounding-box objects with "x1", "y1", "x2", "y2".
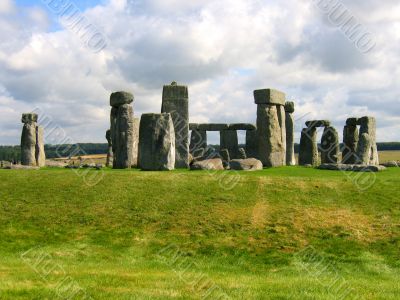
[
  {"x1": 190, "y1": 129, "x2": 207, "y2": 158},
  {"x1": 245, "y1": 129, "x2": 258, "y2": 159},
  {"x1": 284, "y1": 101, "x2": 296, "y2": 166},
  {"x1": 161, "y1": 82, "x2": 189, "y2": 168},
  {"x1": 138, "y1": 113, "x2": 175, "y2": 171},
  {"x1": 35, "y1": 126, "x2": 46, "y2": 167},
  {"x1": 320, "y1": 126, "x2": 340, "y2": 164},
  {"x1": 356, "y1": 133, "x2": 372, "y2": 165},
  {"x1": 256, "y1": 104, "x2": 286, "y2": 167},
  {"x1": 220, "y1": 130, "x2": 240, "y2": 159},
  {"x1": 110, "y1": 92, "x2": 135, "y2": 169},
  {"x1": 254, "y1": 89, "x2": 286, "y2": 167},
  {"x1": 299, "y1": 127, "x2": 318, "y2": 166},
  {"x1": 220, "y1": 148, "x2": 230, "y2": 169},
  {"x1": 21, "y1": 113, "x2": 38, "y2": 166},
  {"x1": 131, "y1": 117, "x2": 140, "y2": 167},
  {"x1": 238, "y1": 148, "x2": 247, "y2": 159},
  {"x1": 357, "y1": 116, "x2": 379, "y2": 165},
  {"x1": 106, "y1": 129, "x2": 113, "y2": 167},
  {"x1": 342, "y1": 118, "x2": 359, "y2": 164}
]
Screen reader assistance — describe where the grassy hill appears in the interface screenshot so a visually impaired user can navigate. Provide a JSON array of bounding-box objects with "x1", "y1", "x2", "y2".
[{"x1": 0, "y1": 167, "x2": 399, "y2": 299}]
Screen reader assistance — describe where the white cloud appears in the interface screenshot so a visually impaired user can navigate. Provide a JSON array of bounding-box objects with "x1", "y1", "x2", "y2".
[
  {"x1": 0, "y1": 0, "x2": 399, "y2": 145},
  {"x1": 0, "y1": 0, "x2": 15, "y2": 15}
]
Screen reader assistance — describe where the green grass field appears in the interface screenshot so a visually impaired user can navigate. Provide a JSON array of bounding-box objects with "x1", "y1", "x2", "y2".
[{"x1": 1, "y1": 167, "x2": 399, "y2": 299}]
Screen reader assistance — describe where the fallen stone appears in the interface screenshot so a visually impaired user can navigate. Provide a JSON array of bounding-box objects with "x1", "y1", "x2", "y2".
[
  {"x1": 6, "y1": 164, "x2": 39, "y2": 170},
  {"x1": 382, "y1": 161, "x2": 398, "y2": 167},
  {"x1": 190, "y1": 158, "x2": 224, "y2": 170},
  {"x1": 254, "y1": 89, "x2": 286, "y2": 106},
  {"x1": 229, "y1": 158, "x2": 263, "y2": 171},
  {"x1": 318, "y1": 163, "x2": 386, "y2": 172},
  {"x1": 110, "y1": 91, "x2": 134, "y2": 107}
]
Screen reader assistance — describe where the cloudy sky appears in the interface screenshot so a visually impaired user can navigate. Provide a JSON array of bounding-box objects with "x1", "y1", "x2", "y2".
[{"x1": 0, "y1": 0, "x2": 399, "y2": 145}]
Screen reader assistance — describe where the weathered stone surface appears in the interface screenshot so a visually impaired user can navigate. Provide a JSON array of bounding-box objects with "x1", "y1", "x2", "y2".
[
  {"x1": 238, "y1": 148, "x2": 247, "y2": 159},
  {"x1": 131, "y1": 118, "x2": 140, "y2": 167},
  {"x1": 113, "y1": 104, "x2": 134, "y2": 169},
  {"x1": 305, "y1": 120, "x2": 331, "y2": 128},
  {"x1": 220, "y1": 149, "x2": 230, "y2": 162},
  {"x1": 245, "y1": 129, "x2": 258, "y2": 159},
  {"x1": 320, "y1": 126, "x2": 340, "y2": 164},
  {"x1": 342, "y1": 125, "x2": 359, "y2": 164},
  {"x1": 198, "y1": 123, "x2": 229, "y2": 131},
  {"x1": 5, "y1": 164, "x2": 39, "y2": 170},
  {"x1": 299, "y1": 127, "x2": 318, "y2": 166},
  {"x1": 358, "y1": 116, "x2": 379, "y2": 165},
  {"x1": 110, "y1": 107, "x2": 118, "y2": 166},
  {"x1": 189, "y1": 123, "x2": 199, "y2": 131},
  {"x1": 254, "y1": 89, "x2": 286, "y2": 106},
  {"x1": 110, "y1": 91, "x2": 134, "y2": 107},
  {"x1": 190, "y1": 129, "x2": 207, "y2": 158},
  {"x1": 138, "y1": 113, "x2": 175, "y2": 171},
  {"x1": 220, "y1": 130, "x2": 240, "y2": 159},
  {"x1": 22, "y1": 113, "x2": 38, "y2": 123},
  {"x1": 190, "y1": 158, "x2": 224, "y2": 170},
  {"x1": 21, "y1": 122, "x2": 37, "y2": 166},
  {"x1": 285, "y1": 110, "x2": 296, "y2": 166},
  {"x1": 346, "y1": 117, "x2": 359, "y2": 126},
  {"x1": 162, "y1": 82, "x2": 189, "y2": 168},
  {"x1": 220, "y1": 149, "x2": 230, "y2": 169},
  {"x1": 229, "y1": 158, "x2": 263, "y2": 171},
  {"x1": 318, "y1": 163, "x2": 386, "y2": 172},
  {"x1": 35, "y1": 126, "x2": 46, "y2": 167},
  {"x1": 382, "y1": 161, "x2": 398, "y2": 167},
  {"x1": 106, "y1": 129, "x2": 113, "y2": 167},
  {"x1": 284, "y1": 101, "x2": 295, "y2": 113},
  {"x1": 256, "y1": 104, "x2": 286, "y2": 167},
  {"x1": 356, "y1": 133, "x2": 372, "y2": 165},
  {"x1": 228, "y1": 123, "x2": 257, "y2": 131}
]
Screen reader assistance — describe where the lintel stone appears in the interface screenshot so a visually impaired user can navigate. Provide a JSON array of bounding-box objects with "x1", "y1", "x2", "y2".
[
  {"x1": 305, "y1": 120, "x2": 331, "y2": 128},
  {"x1": 198, "y1": 123, "x2": 229, "y2": 131},
  {"x1": 254, "y1": 89, "x2": 286, "y2": 105},
  {"x1": 228, "y1": 123, "x2": 256, "y2": 131},
  {"x1": 110, "y1": 91, "x2": 134, "y2": 107}
]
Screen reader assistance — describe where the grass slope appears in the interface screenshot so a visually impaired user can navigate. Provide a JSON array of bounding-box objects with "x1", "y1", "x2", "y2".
[{"x1": 0, "y1": 167, "x2": 399, "y2": 299}]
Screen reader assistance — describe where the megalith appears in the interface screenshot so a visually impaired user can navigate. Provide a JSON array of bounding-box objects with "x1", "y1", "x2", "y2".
[
  {"x1": 342, "y1": 118, "x2": 359, "y2": 164},
  {"x1": 220, "y1": 129, "x2": 240, "y2": 159},
  {"x1": 284, "y1": 101, "x2": 296, "y2": 166},
  {"x1": 245, "y1": 129, "x2": 258, "y2": 159},
  {"x1": 138, "y1": 113, "x2": 175, "y2": 171},
  {"x1": 254, "y1": 88, "x2": 286, "y2": 167},
  {"x1": 357, "y1": 116, "x2": 379, "y2": 165},
  {"x1": 131, "y1": 117, "x2": 140, "y2": 167},
  {"x1": 109, "y1": 91, "x2": 135, "y2": 169},
  {"x1": 161, "y1": 82, "x2": 189, "y2": 168},
  {"x1": 299, "y1": 126, "x2": 318, "y2": 166},
  {"x1": 105, "y1": 129, "x2": 113, "y2": 167},
  {"x1": 189, "y1": 124, "x2": 207, "y2": 158},
  {"x1": 320, "y1": 126, "x2": 340, "y2": 164},
  {"x1": 21, "y1": 113, "x2": 45, "y2": 167}
]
